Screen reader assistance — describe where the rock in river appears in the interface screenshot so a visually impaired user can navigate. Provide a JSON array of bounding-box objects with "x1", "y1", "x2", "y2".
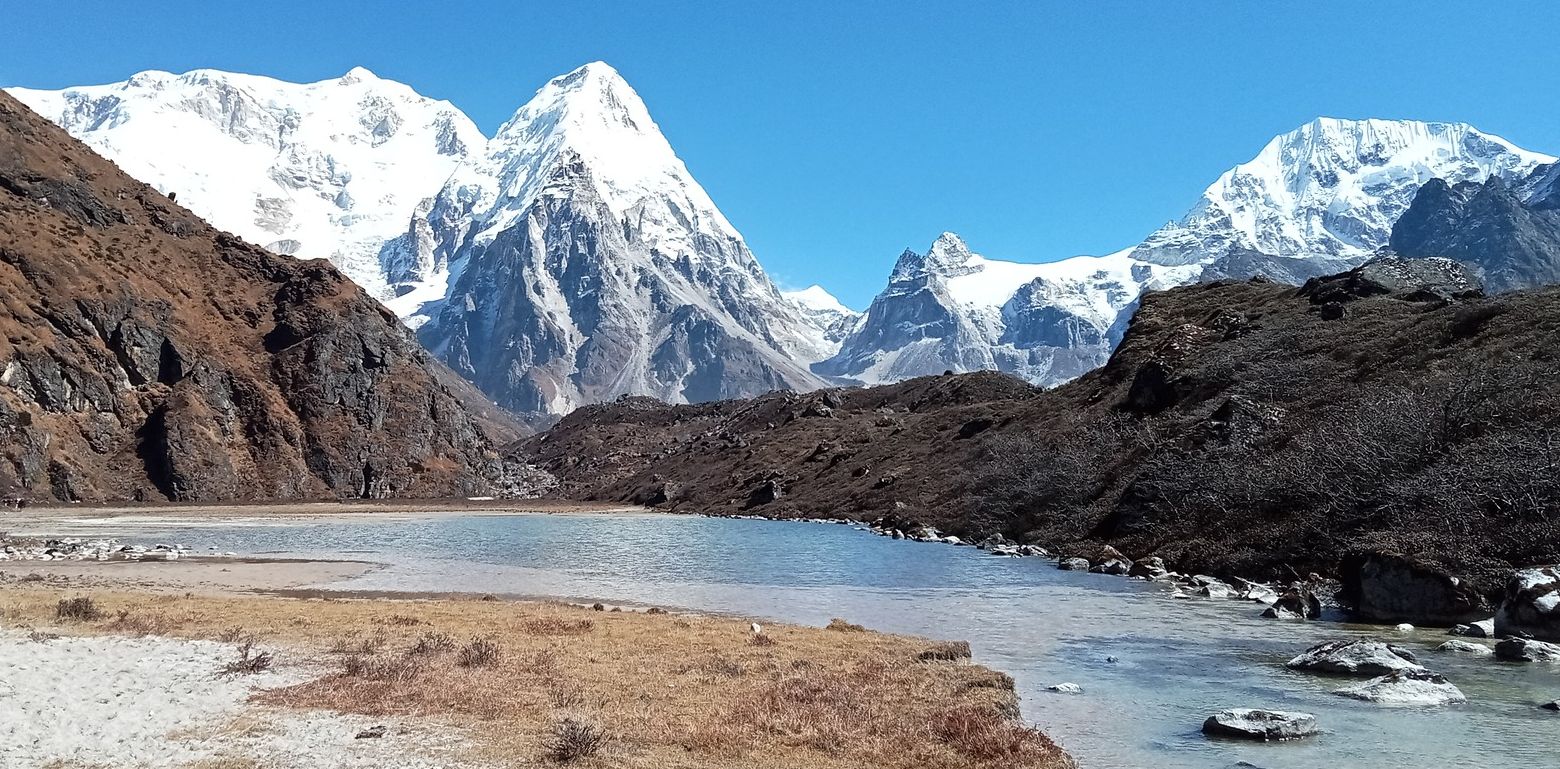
[
  {"x1": 1448, "y1": 619, "x2": 1495, "y2": 638},
  {"x1": 1286, "y1": 640, "x2": 1424, "y2": 676},
  {"x1": 1494, "y1": 637, "x2": 1560, "y2": 662},
  {"x1": 1201, "y1": 709, "x2": 1319, "y2": 741},
  {"x1": 1046, "y1": 682, "x2": 1083, "y2": 694},
  {"x1": 1058, "y1": 557, "x2": 1091, "y2": 571},
  {"x1": 1334, "y1": 670, "x2": 1467, "y2": 706},
  {"x1": 1494, "y1": 567, "x2": 1560, "y2": 642},
  {"x1": 1437, "y1": 640, "x2": 1493, "y2": 656}
]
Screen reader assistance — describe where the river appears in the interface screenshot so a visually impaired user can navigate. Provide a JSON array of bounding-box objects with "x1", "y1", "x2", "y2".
[{"x1": 110, "y1": 512, "x2": 1559, "y2": 769}]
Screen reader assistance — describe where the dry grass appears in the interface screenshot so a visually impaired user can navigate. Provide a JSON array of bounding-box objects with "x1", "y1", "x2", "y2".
[{"x1": 0, "y1": 587, "x2": 1072, "y2": 769}]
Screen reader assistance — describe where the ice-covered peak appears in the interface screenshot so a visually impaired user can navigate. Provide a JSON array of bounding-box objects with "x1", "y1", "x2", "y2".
[
  {"x1": 448, "y1": 61, "x2": 738, "y2": 249},
  {"x1": 1132, "y1": 117, "x2": 1554, "y2": 266},
  {"x1": 339, "y1": 66, "x2": 379, "y2": 84},
  {"x1": 7, "y1": 67, "x2": 486, "y2": 298},
  {"x1": 785, "y1": 285, "x2": 857, "y2": 316}
]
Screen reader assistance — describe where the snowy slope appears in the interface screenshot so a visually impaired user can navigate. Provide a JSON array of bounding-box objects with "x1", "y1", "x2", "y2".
[
  {"x1": 1132, "y1": 117, "x2": 1553, "y2": 267},
  {"x1": 818, "y1": 233, "x2": 1199, "y2": 385},
  {"x1": 405, "y1": 63, "x2": 830, "y2": 421},
  {"x1": 827, "y1": 118, "x2": 1553, "y2": 387},
  {"x1": 7, "y1": 68, "x2": 484, "y2": 299},
  {"x1": 784, "y1": 285, "x2": 861, "y2": 348}
]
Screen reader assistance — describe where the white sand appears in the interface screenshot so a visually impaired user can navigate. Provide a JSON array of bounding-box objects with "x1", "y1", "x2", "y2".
[{"x1": 0, "y1": 630, "x2": 477, "y2": 768}]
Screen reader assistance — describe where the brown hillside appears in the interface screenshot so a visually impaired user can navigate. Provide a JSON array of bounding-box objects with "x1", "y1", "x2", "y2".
[
  {"x1": 0, "y1": 92, "x2": 514, "y2": 502},
  {"x1": 519, "y1": 262, "x2": 1560, "y2": 595}
]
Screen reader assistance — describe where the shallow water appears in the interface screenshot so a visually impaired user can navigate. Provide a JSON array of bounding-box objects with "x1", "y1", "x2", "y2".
[{"x1": 116, "y1": 513, "x2": 1559, "y2": 768}]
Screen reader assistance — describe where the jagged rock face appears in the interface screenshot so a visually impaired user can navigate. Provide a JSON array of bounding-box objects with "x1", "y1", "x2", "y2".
[
  {"x1": 0, "y1": 91, "x2": 511, "y2": 502},
  {"x1": 1389, "y1": 166, "x2": 1560, "y2": 293},
  {"x1": 817, "y1": 233, "x2": 1196, "y2": 386},
  {"x1": 399, "y1": 63, "x2": 828, "y2": 423},
  {"x1": 7, "y1": 67, "x2": 485, "y2": 301},
  {"x1": 1132, "y1": 118, "x2": 1553, "y2": 267}
]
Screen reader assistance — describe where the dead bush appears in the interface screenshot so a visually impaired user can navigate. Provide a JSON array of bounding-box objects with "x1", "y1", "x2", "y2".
[
  {"x1": 545, "y1": 715, "x2": 608, "y2": 762},
  {"x1": 456, "y1": 636, "x2": 502, "y2": 668},
  {"x1": 825, "y1": 618, "x2": 866, "y2": 632},
  {"x1": 55, "y1": 596, "x2": 101, "y2": 621},
  {"x1": 407, "y1": 632, "x2": 456, "y2": 656},
  {"x1": 342, "y1": 654, "x2": 424, "y2": 683},
  {"x1": 917, "y1": 641, "x2": 972, "y2": 662},
  {"x1": 521, "y1": 617, "x2": 595, "y2": 636},
  {"x1": 223, "y1": 640, "x2": 275, "y2": 675}
]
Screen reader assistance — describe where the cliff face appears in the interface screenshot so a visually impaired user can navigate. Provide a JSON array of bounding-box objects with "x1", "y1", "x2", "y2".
[{"x1": 0, "y1": 92, "x2": 518, "y2": 502}]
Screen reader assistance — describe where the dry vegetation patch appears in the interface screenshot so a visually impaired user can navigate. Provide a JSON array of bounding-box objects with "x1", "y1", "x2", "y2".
[{"x1": 0, "y1": 588, "x2": 1071, "y2": 769}]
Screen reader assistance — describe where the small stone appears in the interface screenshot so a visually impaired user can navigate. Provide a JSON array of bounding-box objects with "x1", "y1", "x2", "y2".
[
  {"x1": 1046, "y1": 682, "x2": 1083, "y2": 694},
  {"x1": 1394, "y1": 623, "x2": 1415, "y2": 632},
  {"x1": 355, "y1": 725, "x2": 388, "y2": 739}
]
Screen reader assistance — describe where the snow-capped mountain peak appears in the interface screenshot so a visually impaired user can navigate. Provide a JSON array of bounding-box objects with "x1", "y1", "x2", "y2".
[
  {"x1": 786, "y1": 285, "x2": 856, "y2": 315},
  {"x1": 6, "y1": 67, "x2": 485, "y2": 298},
  {"x1": 443, "y1": 61, "x2": 737, "y2": 253},
  {"x1": 1133, "y1": 116, "x2": 1554, "y2": 267}
]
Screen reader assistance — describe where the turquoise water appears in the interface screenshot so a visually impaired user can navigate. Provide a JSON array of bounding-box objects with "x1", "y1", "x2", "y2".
[{"x1": 116, "y1": 513, "x2": 1559, "y2": 769}]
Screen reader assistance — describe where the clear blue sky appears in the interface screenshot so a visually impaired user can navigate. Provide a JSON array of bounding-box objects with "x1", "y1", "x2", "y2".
[{"x1": 5, "y1": 2, "x2": 1557, "y2": 307}]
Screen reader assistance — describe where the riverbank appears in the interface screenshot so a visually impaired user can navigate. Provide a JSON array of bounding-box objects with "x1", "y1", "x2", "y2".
[
  {"x1": 0, "y1": 561, "x2": 1072, "y2": 769},
  {"x1": 0, "y1": 498, "x2": 648, "y2": 533}
]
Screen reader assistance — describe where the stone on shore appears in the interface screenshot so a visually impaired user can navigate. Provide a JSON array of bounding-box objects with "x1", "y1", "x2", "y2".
[
  {"x1": 1339, "y1": 552, "x2": 1491, "y2": 626},
  {"x1": 1494, "y1": 567, "x2": 1560, "y2": 642},
  {"x1": 1494, "y1": 637, "x2": 1560, "y2": 662},
  {"x1": 1088, "y1": 546, "x2": 1134, "y2": 575},
  {"x1": 1059, "y1": 557, "x2": 1091, "y2": 571},
  {"x1": 1201, "y1": 709, "x2": 1318, "y2": 741},
  {"x1": 1334, "y1": 670, "x2": 1466, "y2": 706},
  {"x1": 1286, "y1": 640, "x2": 1423, "y2": 676}
]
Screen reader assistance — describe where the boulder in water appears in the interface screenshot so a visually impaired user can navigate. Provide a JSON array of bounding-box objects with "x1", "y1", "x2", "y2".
[
  {"x1": 1494, "y1": 567, "x2": 1560, "y2": 642},
  {"x1": 1286, "y1": 640, "x2": 1423, "y2": 676},
  {"x1": 1437, "y1": 640, "x2": 1493, "y2": 656},
  {"x1": 1058, "y1": 557, "x2": 1091, "y2": 571},
  {"x1": 1046, "y1": 682, "x2": 1083, "y2": 694},
  {"x1": 1494, "y1": 637, "x2": 1560, "y2": 662},
  {"x1": 1448, "y1": 619, "x2": 1495, "y2": 638},
  {"x1": 1334, "y1": 669, "x2": 1467, "y2": 706},
  {"x1": 1201, "y1": 709, "x2": 1319, "y2": 741}
]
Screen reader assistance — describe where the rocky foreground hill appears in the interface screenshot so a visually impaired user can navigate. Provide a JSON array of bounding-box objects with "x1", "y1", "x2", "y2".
[
  {"x1": 518, "y1": 257, "x2": 1560, "y2": 616},
  {"x1": 0, "y1": 92, "x2": 522, "y2": 502}
]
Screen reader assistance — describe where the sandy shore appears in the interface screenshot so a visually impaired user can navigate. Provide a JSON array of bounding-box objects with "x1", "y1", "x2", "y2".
[
  {"x1": 2, "y1": 557, "x2": 379, "y2": 594},
  {"x1": 0, "y1": 498, "x2": 651, "y2": 538}
]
